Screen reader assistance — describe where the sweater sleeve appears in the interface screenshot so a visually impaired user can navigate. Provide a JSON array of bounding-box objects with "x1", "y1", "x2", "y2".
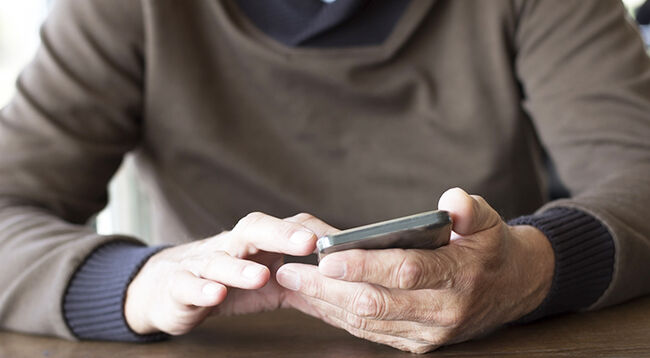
[
  {"x1": 514, "y1": 0, "x2": 650, "y2": 309},
  {"x1": 508, "y1": 208, "x2": 614, "y2": 322},
  {"x1": 0, "y1": 0, "x2": 148, "y2": 339},
  {"x1": 63, "y1": 242, "x2": 168, "y2": 341}
]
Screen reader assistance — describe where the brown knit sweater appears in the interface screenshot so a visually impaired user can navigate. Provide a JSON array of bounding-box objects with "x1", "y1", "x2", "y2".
[{"x1": 0, "y1": 0, "x2": 649, "y2": 340}]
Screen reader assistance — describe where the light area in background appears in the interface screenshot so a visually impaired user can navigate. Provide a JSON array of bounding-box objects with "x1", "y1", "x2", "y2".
[
  {"x1": 0, "y1": 0, "x2": 48, "y2": 106},
  {"x1": 0, "y1": 0, "x2": 647, "y2": 244},
  {"x1": 95, "y1": 156, "x2": 153, "y2": 243},
  {"x1": 626, "y1": 0, "x2": 647, "y2": 11}
]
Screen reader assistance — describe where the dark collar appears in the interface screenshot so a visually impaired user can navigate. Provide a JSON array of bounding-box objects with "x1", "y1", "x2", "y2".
[{"x1": 233, "y1": 0, "x2": 412, "y2": 47}]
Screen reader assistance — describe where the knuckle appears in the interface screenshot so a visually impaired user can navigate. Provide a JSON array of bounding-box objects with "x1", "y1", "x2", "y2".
[
  {"x1": 352, "y1": 288, "x2": 383, "y2": 318},
  {"x1": 203, "y1": 251, "x2": 229, "y2": 273},
  {"x1": 437, "y1": 307, "x2": 468, "y2": 328},
  {"x1": 234, "y1": 211, "x2": 266, "y2": 230},
  {"x1": 294, "y1": 212, "x2": 315, "y2": 222},
  {"x1": 179, "y1": 257, "x2": 196, "y2": 273},
  {"x1": 222, "y1": 238, "x2": 251, "y2": 258},
  {"x1": 396, "y1": 257, "x2": 425, "y2": 289},
  {"x1": 178, "y1": 253, "x2": 212, "y2": 278},
  {"x1": 275, "y1": 221, "x2": 300, "y2": 239}
]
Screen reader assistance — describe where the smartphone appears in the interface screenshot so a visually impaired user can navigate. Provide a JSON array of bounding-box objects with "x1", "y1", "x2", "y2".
[{"x1": 316, "y1": 210, "x2": 452, "y2": 261}]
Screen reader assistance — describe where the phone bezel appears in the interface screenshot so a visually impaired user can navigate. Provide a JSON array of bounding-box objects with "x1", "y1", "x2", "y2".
[{"x1": 317, "y1": 210, "x2": 451, "y2": 254}]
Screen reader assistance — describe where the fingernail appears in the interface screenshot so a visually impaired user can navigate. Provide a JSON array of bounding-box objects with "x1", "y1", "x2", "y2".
[
  {"x1": 202, "y1": 283, "x2": 221, "y2": 298},
  {"x1": 290, "y1": 230, "x2": 315, "y2": 244},
  {"x1": 276, "y1": 268, "x2": 301, "y2": 291},
  {"x1": 319, "y1": 258, "x2": 346, "y2": 279},
  {"x1": 242, "y1": 265, "x2": 266, "y2": 280}
]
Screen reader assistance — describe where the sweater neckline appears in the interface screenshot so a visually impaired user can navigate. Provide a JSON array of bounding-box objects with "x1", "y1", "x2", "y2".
[
  {"x1": 214, "y1": 0, "x2": 436, "y2": 62},
  {"x1": 232, "y1": 0, "x2": 412, "y2": 48}
]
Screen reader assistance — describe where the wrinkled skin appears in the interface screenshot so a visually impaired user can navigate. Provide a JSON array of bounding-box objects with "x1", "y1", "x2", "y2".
[
  {"x1": 278, "y1": 188, "x2": 554, "y2": 353},
  {"x1": 125, "y1": 188, "x2": 553, "y2": 354},
  {"x1": 125, "y1": 212, "x2": 323, "y2": 335}
]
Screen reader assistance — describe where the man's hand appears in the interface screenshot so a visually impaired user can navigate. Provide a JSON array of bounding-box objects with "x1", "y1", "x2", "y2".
[
  {"x1": 124, "y1": 212, "x2": 334, "y2": 336},
  {"x1": 277, "y1": 188, "x2": 555, "y2": 353}
]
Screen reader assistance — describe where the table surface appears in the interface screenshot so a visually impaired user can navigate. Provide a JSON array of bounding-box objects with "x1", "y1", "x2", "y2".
[{"x1": 1, "y1": 296, "x2": 649, "y2": 358}]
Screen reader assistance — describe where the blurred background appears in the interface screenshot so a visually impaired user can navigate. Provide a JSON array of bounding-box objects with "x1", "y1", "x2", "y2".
[{"x1": 1, "y1": 0, "x2": 648, "y2": 243}]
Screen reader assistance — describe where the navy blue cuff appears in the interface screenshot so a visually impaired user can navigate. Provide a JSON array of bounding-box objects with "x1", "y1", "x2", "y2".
[
  {"x1": 63, "y1": 241, "x2": 169, "y2": 341},
  {"x1": 508, "y1": 207, "x2": 615, "y2": 323}
]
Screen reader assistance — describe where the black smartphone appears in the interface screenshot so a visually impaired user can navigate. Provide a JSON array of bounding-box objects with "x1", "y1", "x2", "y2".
[{"x1": 316, "y1": 210, "x2": 452, "y2": 261}]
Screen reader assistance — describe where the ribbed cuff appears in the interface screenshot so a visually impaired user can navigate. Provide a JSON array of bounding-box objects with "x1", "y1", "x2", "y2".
[
  {"x1": 63, "y1": 241, "x2": 169, "y2": 341},
  {"x1": 508, "y1": 207, "x2": 615, "y2": 323}
]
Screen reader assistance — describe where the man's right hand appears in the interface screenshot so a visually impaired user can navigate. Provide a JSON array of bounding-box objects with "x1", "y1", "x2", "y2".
[{"x1": 124, "y1": 212, "x2": 337, "y2": 336}]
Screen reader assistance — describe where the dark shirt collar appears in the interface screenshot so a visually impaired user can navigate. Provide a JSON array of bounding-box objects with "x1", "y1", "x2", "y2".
[{"x1": 234, "y1": 0, "x2": 411, "y2": 47}]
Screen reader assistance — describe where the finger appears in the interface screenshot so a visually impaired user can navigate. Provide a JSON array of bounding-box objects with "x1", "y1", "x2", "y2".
[
  {"x1": 277, "y1": 263, "x2": 445, "y2": 323},
  {"x1": 437, "y1": 188, "x2": 501, "y2": 236},
  {"x1": 169, "y1": 270, "x2": 228, "y2": 307},
  {"x1": 297, "y1": 293, "x2": 428, "y2": 341},
  {"x1": 288, "y1": 292, "x2": 439, "y2": 353},
  {"x1": 320, "y1": 307, "x2": 433, "y2": 353},
  {"x1": 283, "y1": 212, "x2": 341, "y2": 238},
  {"x1": 326, "y1": 314, "x2": 439, "y2": 354},
  {"x1": 318, "y1": 247, "x2": 458, "y2": 290},
  {"x1": 184, "y1": 251, "x2": 270, "y2": 289},
  {"x1": 228, "y1": 211, "x2": 318, "y2": 256}
]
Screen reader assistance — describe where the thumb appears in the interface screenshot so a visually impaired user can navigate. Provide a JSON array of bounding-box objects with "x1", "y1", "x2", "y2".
[{"x1": 437, "y1": 187, "x2": 502, "y2": 236}]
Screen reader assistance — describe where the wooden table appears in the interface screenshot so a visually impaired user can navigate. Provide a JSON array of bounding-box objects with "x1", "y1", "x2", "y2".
[{"x1": 2, "y1": 296, "x2": 649, "y2": 357}]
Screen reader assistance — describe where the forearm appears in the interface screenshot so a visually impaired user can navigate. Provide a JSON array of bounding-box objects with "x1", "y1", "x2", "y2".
[
  {"x1": 0, "y1": 198, "x2": 141, "y2": 338},
  {"x1": 534, "y1": 165, "x2": 650, "y2": 309},
  {"x1": 515, "y1": 0, "x2": 650, "y2": 311}
]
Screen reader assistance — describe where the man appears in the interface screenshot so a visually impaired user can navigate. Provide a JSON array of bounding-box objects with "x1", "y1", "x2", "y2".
[{"x1": 0, "y1": 0, "x2": 649, "y2": 354}]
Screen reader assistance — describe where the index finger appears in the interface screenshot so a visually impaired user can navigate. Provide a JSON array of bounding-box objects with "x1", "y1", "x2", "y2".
[
  {"x1": 283, "y1": 212, "x2": 341, "y2": 238},
  {"x1": 223, "y1": 212, "x2": 319, "y2": 257},
  {"x1": 278, "y1": 263, "x2": 447, "y2": 323},
  {"x1": 318, "y1": 248, "x2": 459, "y2": 290}
]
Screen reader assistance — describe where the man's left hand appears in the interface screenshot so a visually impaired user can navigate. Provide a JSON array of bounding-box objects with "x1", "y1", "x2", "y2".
[{"x1": 277, "y1": 188, "x2": 554, "y2": 353}]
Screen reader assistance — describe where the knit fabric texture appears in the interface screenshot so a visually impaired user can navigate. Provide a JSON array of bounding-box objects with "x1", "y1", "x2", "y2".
[
  {"x1": 509, "y1": 207, "x2": 615, "y2": 323},
  {"x1": 63, "y1": 242, "x2": 169, "y2": 341}
]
